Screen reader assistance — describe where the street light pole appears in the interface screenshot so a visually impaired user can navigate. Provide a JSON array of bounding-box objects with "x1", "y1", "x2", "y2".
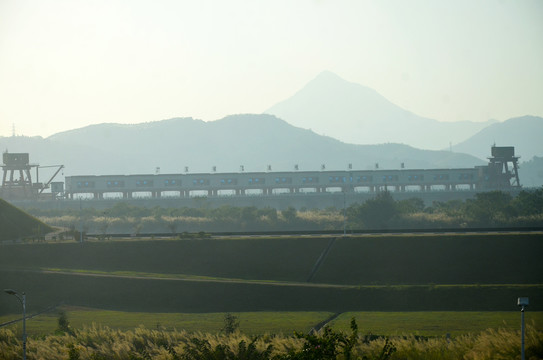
[
  {"x1": 4, "y1": 289, "x2": 26, "y2": 360},
  {"x1": 80, "y1": 197, "x2": 83, "y2": 243},
  {"x1": 518, "y1": 297, "x2": 529, "y2": 360},
  {"x1": 343, "y1": 190, "x2": 346, "y2": 236}
]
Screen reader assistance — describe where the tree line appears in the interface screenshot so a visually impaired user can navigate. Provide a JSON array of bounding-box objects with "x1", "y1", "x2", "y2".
[
  {"x1": 27, "y1": 188, "x2": 543, "y2": 235},
  {"x1": 347, "y1": 188, "x2": 543, "y2": 229}
]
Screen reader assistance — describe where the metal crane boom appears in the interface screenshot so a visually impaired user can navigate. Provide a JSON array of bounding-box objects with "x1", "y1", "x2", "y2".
[{"x1": 38, "y1": 165, "x2": 64, "y2": 194}]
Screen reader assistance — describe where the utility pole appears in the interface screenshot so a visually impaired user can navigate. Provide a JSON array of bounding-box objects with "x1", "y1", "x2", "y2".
[
  {"x1": 518, "y1": 297, "x2": 529, "y2": 360},
  {"x1": 4, "y1": 289, "x2": 26, "y2": 360},
  {"x1": 80, "y1": 198, "x2": 83, "y2": 243}
]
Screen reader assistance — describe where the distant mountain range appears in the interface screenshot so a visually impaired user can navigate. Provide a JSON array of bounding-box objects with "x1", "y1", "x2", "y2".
[
  {"x1": 1, "y1": 115, "x2": 484, "y2": 178},
  {"x1": 451, "y1": 115, "x2": 543, "y2": 161},
  {"x1": 265, "y1": 71, "x2": 496, "y2": 150},
  {"x1": 0, "y1": 71, "x2": 541, "y2": 187}
]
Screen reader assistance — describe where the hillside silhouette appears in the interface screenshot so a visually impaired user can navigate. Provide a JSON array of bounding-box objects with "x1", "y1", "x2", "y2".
[
  {"x1": 0, "y1": 114, "x2": 483, "y2": 176},
  {"x1": 451, "y1": 115, "x2": 543, "y2": 160}
]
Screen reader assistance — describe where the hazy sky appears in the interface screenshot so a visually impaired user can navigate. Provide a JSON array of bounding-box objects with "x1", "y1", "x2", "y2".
[{"x1": 1, "y1": 0, "x2": 542, "y2": 138}]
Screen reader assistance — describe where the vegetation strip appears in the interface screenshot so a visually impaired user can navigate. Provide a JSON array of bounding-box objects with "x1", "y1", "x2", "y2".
[
  {"x1": 24, "y1": 188, "x2": 543, "y2": 236},
  {"x1": 1, "y1": 315, "x2": 541, "y2": 358}
]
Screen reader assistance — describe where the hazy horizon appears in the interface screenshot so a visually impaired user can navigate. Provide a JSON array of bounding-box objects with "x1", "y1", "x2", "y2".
[{"x1": 1, "y1": 0, "x2": 542, "y2": 138}]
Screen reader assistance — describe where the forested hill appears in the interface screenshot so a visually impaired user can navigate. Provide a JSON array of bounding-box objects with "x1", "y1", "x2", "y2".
[
  {"x1": 0, "y1": 114, "x2": 484, "y2": 176},
  {"x1": 0, "y1": 198, "x2": 54, "y2": 241}
]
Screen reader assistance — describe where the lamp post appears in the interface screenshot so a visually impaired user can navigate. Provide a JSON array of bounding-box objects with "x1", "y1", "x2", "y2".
[
  {"x1": 4, "y1": 289, "x2": 26, "y2": 360},
  {"x1": 79, "y1": 197, "x2": 83, "y2": 243},
  {"x1": 343, "y1": 190, "x2": 346, "y2": 236},
  {"x1": 518, "y1": 297, "x2": 529, "y2": 360}
]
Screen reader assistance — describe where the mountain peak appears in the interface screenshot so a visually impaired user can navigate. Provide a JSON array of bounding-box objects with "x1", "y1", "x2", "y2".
[
  {"x1": 265, "y1": 71, "x2": 496, "y2": 150},
  {"x1": 299, "y1": 70, "x2": 375, "y2": 96},
  {"x1": 312, "y1": 70, "x2": 346, "y2": 83}
]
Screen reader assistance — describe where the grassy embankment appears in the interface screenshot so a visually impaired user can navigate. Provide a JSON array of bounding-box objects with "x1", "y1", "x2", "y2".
[
  {"x1": 2, "y1": 233, "x2": 542, "y2": 285},
  {"x1": 1, "y1": 233, "x2": 541, "y2": 337},
  {"x1": 1, "y1": 234, "x2": 542, "y2": 313}
]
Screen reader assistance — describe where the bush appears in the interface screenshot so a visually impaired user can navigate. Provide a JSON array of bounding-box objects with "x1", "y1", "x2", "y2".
[
  {"x1": 182, "y1": 337, "x2": 273, "y2": 360},
  {"x1": 222, "y1": 313, "x2": 240, "y2": 335}
]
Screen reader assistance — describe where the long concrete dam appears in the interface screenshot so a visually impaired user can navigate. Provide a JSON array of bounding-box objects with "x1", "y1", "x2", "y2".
[
  {"x1": 66, "y1": 167, "x2": 484, "y2": 200},
  {"x1": 4, "y1": 146, "x2": 522, "y2": 210}
]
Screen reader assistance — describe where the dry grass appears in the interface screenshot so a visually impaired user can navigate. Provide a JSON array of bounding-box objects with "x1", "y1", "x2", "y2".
[{"x1": 1, "y1": 323, "x2": 541, "y2": 360}]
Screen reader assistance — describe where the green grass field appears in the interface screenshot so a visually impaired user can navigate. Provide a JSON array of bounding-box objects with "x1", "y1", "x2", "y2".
[
  {"x1": 330, "y1": 311, "x2": 543, "y2": 337},
  {"x1": 2, "y1": 308, "x2": 541, "y2": 338},
  {"x1": 0, "y1": 308, "x2": 332, "y2": 336}
]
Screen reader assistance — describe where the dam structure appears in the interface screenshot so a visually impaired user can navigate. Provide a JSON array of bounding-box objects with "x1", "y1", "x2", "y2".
[
  {"x1": 66, "y1": 167, "x2": 483, "y2": 200},
  {"x1": 55, "y1": 146, "x2": 522, "y2": 210},
  {"x1": 2, "y1": 146, "x2": 522, "y2": 210}
]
